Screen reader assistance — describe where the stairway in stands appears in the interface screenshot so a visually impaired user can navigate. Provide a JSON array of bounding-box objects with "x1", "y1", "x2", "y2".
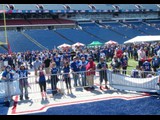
[
  {"x1": 53, "y1": 30, "x2": 75, "y2": 44},
  {"x1": 21, "y1": 32, "x2": 48, "y2": 50}
]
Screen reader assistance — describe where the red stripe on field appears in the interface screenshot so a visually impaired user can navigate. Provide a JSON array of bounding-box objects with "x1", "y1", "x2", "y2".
[{"x1": 11, "y1": 95, "x2": 19, "y2": 114}]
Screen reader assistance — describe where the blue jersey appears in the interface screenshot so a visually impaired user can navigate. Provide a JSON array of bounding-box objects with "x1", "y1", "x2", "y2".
[
  {"x1": 81, "y1": 61, "x2": 88, "y2": 71},
  {"x1": 142, "y1": 61, "x2": 151, "y2": 71},
  {"x1": 53, "y1": 57, "x2": 61, "y2": 67},
  {"x1": 121, "y1": 57, "x2": 128, "y2": 67},
  {"x1": 70, "y1": 61, "x2": 79, "y2": 72},
  {"x1": 51, "y1": 67, "x2": 58, "y2": 75},
  {"x1": 39, "y1": 71, "x2": 46, "y2": 82},
  {"x1": 131, "y1": 69, "x2": 139, "y2": 78},
  {"x1": 2, "y1": 70, "x2": 13, "y2": 80},
  {"x1": 18, "y1": 70, "x2": 28, "y2": 79},
  {"x1": 152, "y1": 57, "x2": 160, "y2": 67},
  {"x1": 76, "y1": 60, "x2": 81, "y2": 71},
  {"x1": 63, "y1": 66, "x2": 70, "y2": 78}
]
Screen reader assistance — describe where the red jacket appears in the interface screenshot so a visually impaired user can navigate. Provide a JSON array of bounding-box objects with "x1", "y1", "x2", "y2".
[
  {"x1": 86, "y1": 61, "x2": 96, "y2": 76},
  {"x1": 116, "y1": 49, "x2": 123, "y2": 58}
]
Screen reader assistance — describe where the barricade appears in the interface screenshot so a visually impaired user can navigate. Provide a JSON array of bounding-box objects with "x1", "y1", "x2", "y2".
[
  {"x1": 107, "y1": 69, "x2": 160, "y2": 92},
  {"x1": 0, "y1": 79, "x2": 21, "y2": 99},
  {"x1": 0, "y1": 69, "x2": 159, "y2": 102}
]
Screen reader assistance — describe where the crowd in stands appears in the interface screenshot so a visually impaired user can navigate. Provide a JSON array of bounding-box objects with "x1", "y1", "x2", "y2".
[{"x1": 0, "y1": 41, "x2": 160, "y2": 107}]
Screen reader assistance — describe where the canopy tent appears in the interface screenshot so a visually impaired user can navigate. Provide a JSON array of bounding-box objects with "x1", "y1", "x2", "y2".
[
  {"x1": 124, "y1": 35, "x2": 160, "y2": 44},
  {"x1": 57, "y1": 43, "x2": 71, "y2": 49},
  {"x1": 88, "y1": 41, "x2": 103, "y2": 46},
  {"x1": 105, "y1": 40, "x2": 118, "y2": 45},
  {"x1": 72, "y1": 42, "x2": 85, "y2": 47}
]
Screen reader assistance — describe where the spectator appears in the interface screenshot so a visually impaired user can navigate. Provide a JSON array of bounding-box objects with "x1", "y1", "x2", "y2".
[
  {"x1": 70, "y1": 56, "x2": 80, "y2": 87},
  {"x1": 18, "y1": 65, "x2": 30, "y2": 101},
  {"x1": 133, "y1": 46, "x2": 138, "y2": 61},
  {"x1": 116, "y1": 47, "x2": 123, "y2": 59},
  {"x1": 86, "y1": 56, "x2": 96, "y2": 90},
  {"x1": 99, "y1": 50, "x2": 106, "y2": 60},
  {"x1": 1, "y1": 65, "x2": 14, "y2": 107},
  {"x1": 53, "y1": 53, "x2": 61, "y2": 73},
  {"x1": 131, "y1": 66, "x2": 141, "y2": 78},
  {"x1": 157, "y1": 49, "x2": 160, "y2": 58},
  {"x1": 97, "y1": 57, "x2": 109, "y2": 90},
  {"x1": 120, "y1": 53, "x2": 128, "y2": 75},
  {"x1": 38, "y1": 65, "x2": 47, "y2": 100},
  {"x1": 43, "y1": 56, "x2": 51, "y2": 81},
  {"x1": 33, "y1": 57, "x2": 42, "y2": 83},
  {"x1": 63, "y1": 62, "x2": 72, "y2": 94},
  {"x1": 152, "y1": 54, "x2": 160, "y2": 72},
  {"x1": 110, "y1": 56, "x2": 121, "y2": 74},
  {"x1": 137, "y1": 47, "x2": 146, "y2": 68},
  {"x1": 80, "y1": 57, "x2": 88, "y2": 88},
  {"x1": 50, "y1": 62, "x2": 59, "y2": 95},
  {"x1": 142, "y1": 60, "x2": 152, "y2": 78},
  {"x1": 127, "y1": 45, "x2": 132, "y2": 58}
]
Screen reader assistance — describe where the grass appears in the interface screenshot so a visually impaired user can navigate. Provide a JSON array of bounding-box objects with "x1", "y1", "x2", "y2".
[
  {"x1": 126, "y1": 58, "x2": 138, "y2": 75},
  {"x1": 95, "y1": 58, "x2": 138, "y2": 75}
]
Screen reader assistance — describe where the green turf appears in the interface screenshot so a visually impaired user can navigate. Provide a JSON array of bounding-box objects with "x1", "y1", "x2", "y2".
[
  {"x1": 95, "y1": 58, "x2": 138, "y2": 75},
  {"x1": 126, "y1": 58, "x2": 138, "y2": 75}
]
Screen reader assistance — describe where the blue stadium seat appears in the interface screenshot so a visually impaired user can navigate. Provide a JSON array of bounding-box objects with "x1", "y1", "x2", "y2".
[
  {"x1": 146, "y1": 20, "x2": 160, "y2": 27},
  {"x1": 24, "y1": 29, "x2": 73, "y2": 49},
  {"x1": 102, "y1": 22, "x2": 146, "y2": 38},
  {"x1": 0, "y1": 31, "x2": 41, "y2": 52},
  {"x1": 126, "y1": 21, "x2": 160, "y2": 35},
  {"x1": 79, "y1": 24, "x2": 128, "y2": 44},
  {"x1": 55, "y1": 28, "x2": 103, "y2": 45}
]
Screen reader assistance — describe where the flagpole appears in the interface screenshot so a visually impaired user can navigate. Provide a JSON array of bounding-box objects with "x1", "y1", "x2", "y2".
[{"x1": 2, "y1": 4, "x2": 8, "y2": 45}]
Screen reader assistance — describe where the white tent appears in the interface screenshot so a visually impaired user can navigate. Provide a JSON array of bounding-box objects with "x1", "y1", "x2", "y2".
[
  {"x1": 57, "y1": 43, "x2": 71, "y2": 49},
  {"x1": 72, "y1": 42, "x2": 85, "y2": 47},
  {"x1": 124, "y1": 35, "x2": 160, "y2": 44}
]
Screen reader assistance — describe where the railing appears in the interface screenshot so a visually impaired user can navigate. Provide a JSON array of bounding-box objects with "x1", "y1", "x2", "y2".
[{"x1": 0, "y1": 69, "x2": 159, "y2": 102}]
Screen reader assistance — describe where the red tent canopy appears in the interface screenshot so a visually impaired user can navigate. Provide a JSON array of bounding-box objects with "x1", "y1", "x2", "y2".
[
  {"x1": 72, "y1": 42, "x2": 85, "y2": 47},
  {"x1": 57, "y1": 43, "x2": 71, "y2": 49},
  {"x1": 105, "y1": 40, "x2": 118, "y2": 45}
]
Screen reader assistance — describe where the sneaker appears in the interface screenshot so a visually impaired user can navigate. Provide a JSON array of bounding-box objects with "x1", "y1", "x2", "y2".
[
  {"x1": 105, "y1": 86, "x2": 109, "y2": 89},
  {"x1": 90, "y1": 86, "x2": 95, "y2": 90},
  {"x1": 84, "y1": 87, "x2": 90, "y2": 91},
  {"x1": 25, "y1": 97, "x2": 29, "y2": 100},
  {"x1": 20, "y1": 97, "x2": 23, "y2": 101},
  {"x1": 100, "y1": 86, "x2": 103, "y2": 91}
]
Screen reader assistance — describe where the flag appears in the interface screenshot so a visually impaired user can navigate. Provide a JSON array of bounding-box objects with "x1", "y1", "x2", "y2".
[{"x1": 7, "y1": 40, "x2": 12, "y2": 55}]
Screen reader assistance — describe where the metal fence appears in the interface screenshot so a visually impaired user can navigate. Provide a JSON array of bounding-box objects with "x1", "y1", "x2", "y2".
[{"x1": 0, "y1": 69, "x2": 159, "y2": 102}]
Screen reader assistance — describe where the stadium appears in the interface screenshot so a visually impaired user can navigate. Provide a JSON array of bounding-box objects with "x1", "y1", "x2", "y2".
[{"x1": 0, "y1": 4, "x2": 160, "y2": 115}]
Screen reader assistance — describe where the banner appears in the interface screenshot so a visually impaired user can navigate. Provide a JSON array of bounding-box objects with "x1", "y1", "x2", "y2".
[
  {"x1": 107, "y1": 72, "x2": 159, "y2": 93},
  {"x1": 0, "y1": 80, "x2": 21, "y2": 98}
]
